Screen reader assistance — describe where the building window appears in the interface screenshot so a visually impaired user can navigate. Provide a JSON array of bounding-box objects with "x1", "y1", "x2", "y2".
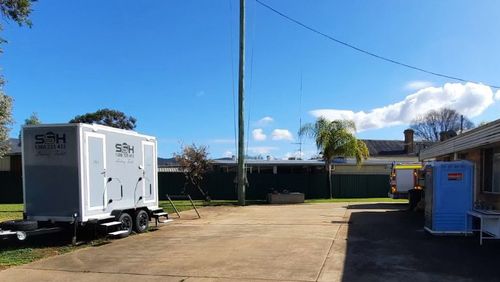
[{"x1": 482, "y1": 149, "x2": 500, "y2": 193}]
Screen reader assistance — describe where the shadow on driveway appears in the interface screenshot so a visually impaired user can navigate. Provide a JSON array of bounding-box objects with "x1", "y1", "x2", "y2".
[
  {"x1": 347, "y1": 203, "x2": 409, "y2": 210},
  {"x1": 342, "y1": 203, "x2": 500, "y2": 282}
]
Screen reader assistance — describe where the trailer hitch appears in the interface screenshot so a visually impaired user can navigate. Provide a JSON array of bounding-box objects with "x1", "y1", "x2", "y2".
[{"x1": 72, "y1": 212, "x2": 78, "y2": 246}]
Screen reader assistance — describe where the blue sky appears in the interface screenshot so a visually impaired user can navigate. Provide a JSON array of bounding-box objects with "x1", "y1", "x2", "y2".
[{"x1": 2, "y1": 0, "x2": 500, "y2": 159}]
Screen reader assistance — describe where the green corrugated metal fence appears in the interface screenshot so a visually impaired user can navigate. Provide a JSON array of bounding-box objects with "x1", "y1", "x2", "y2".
[
  {"x1": 332, "y1": 174, "x2": 390, "y2": 198},
  {"x1": 0, "y1": 172, "x2": 23, "y2": 204},
  {"x1": 158, "y1": 172, "x2": 389, "y2": 200},
  {"x1": 1, "y1": 171, "x2": 390, "y2": 203}
]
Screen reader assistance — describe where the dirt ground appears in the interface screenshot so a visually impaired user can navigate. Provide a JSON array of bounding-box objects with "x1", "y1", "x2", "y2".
[{"x1": 0, "y1": 202, "x2": 499, "y2": 282}]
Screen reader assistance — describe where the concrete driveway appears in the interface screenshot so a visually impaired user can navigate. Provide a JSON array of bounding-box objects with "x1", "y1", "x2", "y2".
[
  {"x1": 0, "y1": 203, "x2": 349, "y2": 282},
  {"x1": 2, "y1": 202, "x2": 500, "y2": 282}
]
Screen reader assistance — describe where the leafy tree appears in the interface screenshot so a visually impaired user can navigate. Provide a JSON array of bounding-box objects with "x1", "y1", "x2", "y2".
[
  {"x1": 174, "y1": 144, "x2": 212, "y2": 201},
  {"x1": 0, "y1": 0, "x2": 34, "y2": 158},
  {"x1": 410, "y1": 108, "x2": 474, "y2": 142},
  {"x1": 299, "y1": 118, "x2": 369, "y2": 198},
  {"x1": 23, "y1": 112, "x2": 41, "y2": 126},
  {"x1": 18, "y1": 112, "x2": 41, "y2": 145},
  {"x1": 0, "y1": 85, "x2": 13, "y2": 157},
  {"x1": 69, "y1": 108, "x2": 137, "y2": 130}
]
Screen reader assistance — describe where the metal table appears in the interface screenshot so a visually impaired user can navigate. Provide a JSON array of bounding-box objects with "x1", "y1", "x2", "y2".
[{"x1": 468, "y1": 210, "x2": 500, "y2": 245}]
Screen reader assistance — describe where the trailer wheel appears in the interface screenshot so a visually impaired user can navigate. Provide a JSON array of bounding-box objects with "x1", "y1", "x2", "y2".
[
  {"x1": 1, "y1": 220, "x2": 38, "y2": 231},
  {"x1": 134, "y1": 210, "x2": 149, "y2": 233},
  {"x1": 118, "y1": 213, "x2": 133, "y2": 238}
]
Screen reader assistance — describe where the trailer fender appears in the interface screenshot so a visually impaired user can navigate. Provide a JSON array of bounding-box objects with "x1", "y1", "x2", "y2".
[
  {"x1": 110, "y1": 209, "x2": 124, "y2": 219},
  {"x1": 0, "y1": 220, "x2": 38, "y2": 231}
]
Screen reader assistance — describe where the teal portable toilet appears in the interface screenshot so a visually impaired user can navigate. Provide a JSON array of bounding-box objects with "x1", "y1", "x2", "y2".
[{"x1": 424, "y1": 161, "x2": 474, "y2": 235}]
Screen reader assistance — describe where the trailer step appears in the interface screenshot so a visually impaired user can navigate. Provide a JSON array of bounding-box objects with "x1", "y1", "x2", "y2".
[
  {"x1": 108, "y1": 230, "x2": 129, "y2": 236},
  {"x1": 100, "y1": 221, "x2": 122, "y2": 227},
  {"x1": 88, "y1": 215, "x2": 115, "y2": 222},
  {"x1": 153, "y1": 212, "x2": 168, "y2": 217}
]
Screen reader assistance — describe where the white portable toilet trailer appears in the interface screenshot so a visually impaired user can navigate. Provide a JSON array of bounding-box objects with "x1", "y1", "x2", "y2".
[{"x1": 9, "y1": 123, "x2": 169, "y2": 241}]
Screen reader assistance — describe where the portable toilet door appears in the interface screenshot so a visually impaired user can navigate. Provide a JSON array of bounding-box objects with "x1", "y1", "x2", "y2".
[
  {"x1": 426, "y1": 161, "x2": 473, "y2": 234},
  {"x1": 141, "y1": 140, "x2": 156, "y2": 203},
  {"x1": 85, "y1": 132, "x2": 108, "y2": 211}
]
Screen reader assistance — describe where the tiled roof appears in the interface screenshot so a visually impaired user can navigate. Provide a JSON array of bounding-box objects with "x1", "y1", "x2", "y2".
[
  {"x1": 361, "y1": 139, "x2": 433, "y2": 157},
  {"x1": 362, "y1": 140, "x2": 406, "y2": 156}
]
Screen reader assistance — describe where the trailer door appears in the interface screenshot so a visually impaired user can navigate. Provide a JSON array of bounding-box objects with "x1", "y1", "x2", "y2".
[
  {"x1": 142, "y1": 141, "x2": 156, "y2": 203},
  {"x1": 85, "y1": 133, "x2": 107, "y2": 210}
]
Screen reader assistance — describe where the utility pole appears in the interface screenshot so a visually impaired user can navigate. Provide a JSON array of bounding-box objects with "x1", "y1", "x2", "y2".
[{"x1": 237, "y1": 0, "x2": 246, "y2": 206}]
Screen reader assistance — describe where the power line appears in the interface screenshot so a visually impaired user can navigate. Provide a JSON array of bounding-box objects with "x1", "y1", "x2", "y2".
[{"x1": 254, "y1": 0, "x2": 500, "y2": 89}]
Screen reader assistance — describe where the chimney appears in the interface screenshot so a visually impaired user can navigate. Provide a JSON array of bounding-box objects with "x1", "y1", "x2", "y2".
[{"x1": 404, "y1": 129, "x2": 414, "y2": 154}]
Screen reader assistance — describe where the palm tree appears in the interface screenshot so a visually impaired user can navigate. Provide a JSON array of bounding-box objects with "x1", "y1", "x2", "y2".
[{"x1": 299, "y1": 118, "x2": 369, "y2": 198}]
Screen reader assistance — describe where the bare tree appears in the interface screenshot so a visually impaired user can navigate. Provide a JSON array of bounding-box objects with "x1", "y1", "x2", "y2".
[
  {"x1": 174, "y1": 144, "x2": 212, "y2": 201},
  {"x1": 410, "y1": 108, "x2": 474, "y2": 142}
]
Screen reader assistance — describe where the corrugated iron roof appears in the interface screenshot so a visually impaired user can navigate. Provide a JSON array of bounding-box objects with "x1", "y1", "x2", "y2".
[
  {"x1": 158, "y1": 167, "x2": 185, "y2": 173},
  {"x1": 420, "y1": 119, "x2": 500, "y2": 160}
]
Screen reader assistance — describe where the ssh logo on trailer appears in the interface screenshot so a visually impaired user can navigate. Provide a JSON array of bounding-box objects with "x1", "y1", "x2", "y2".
[
  {"x1": 34, "y1": 131, "x2": 67, "y2": 156},
  {"x1": 115, "y1": 143, "x2": 135, "y2": 158},
  {"x1": 34, "y1": 132, "x2": 67, "y2": 149},
  {"x1": 448, "y1": 173, "x2": 463, "y2": 181}
]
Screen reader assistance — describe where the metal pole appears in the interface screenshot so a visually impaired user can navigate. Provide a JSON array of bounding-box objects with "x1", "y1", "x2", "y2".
[
  {"x1": 187, "y1": 195, "x2": 201, "y2": 219},
  {"x1": 166, "y1": 195, "x2": 181, "y2": 218},
  {"x1": 237, "y1": 0, "x2": 246, "y2": 206}
]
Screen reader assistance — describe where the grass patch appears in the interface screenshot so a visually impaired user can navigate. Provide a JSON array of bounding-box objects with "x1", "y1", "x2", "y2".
[
  {"x1": 0, "y1": 204, "x2": 23, "y2": 222},
  {"x1": 0, "y1": 245, "x2": 77, "y2": 270}
]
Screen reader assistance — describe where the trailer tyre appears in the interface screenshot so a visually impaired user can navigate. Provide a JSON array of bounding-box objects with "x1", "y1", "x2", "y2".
[
  {"x1": 118, "y1": 213, "x2": 133, "y2": 238},
  {"x1": 1, "y1": 220, "x2": 38, "y2": 231},
  {"x1": 134, "y1": 210, "x2": 149, "y2": 233}
]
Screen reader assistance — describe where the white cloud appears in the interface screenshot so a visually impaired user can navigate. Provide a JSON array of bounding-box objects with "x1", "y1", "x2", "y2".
[
  {"x1": 252, "y1": 128, "x2": 267, "y2": 141},
  {"x1": 405, "y1": 80, "x2": 433, "y2": 90},
  {"x1": 223, "y1": 151, "x2": 234, "y2": 158},
  {"x1": 310, "y1": 82, "x2": 495, "y2": 132},
  {"x1": 255, "y1": 116, "x2": 274, "y2": 126},
  {"x1": 272, "y1": 129, "x2": 294, "y2": 141},
  {"x1": 495, "y1": 90, "x2": 500, "y2": 101},
  {"x1": 248, "y1": 146, "x2": 277, "y2": 154}
]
